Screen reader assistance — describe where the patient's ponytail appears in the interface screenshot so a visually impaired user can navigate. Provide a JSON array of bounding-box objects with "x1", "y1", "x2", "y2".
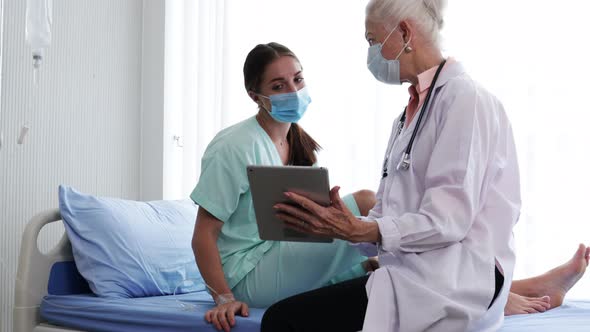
[
  {"x1": 244, "y1": 42, "x2": 321, "y2": 166},
  {"x1": 288, "y1": 123, "x2": 320, "y2": 166}
]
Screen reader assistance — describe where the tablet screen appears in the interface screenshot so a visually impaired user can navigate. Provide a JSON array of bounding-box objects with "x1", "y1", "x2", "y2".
[{"x1": 247, "y1": 165, "x2": 333, "y2": 243}]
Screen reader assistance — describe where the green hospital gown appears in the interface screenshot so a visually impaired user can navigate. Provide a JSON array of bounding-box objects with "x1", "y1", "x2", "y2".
[{"x1": 190, "y1": 116, "x2": 367, "y2": 308}]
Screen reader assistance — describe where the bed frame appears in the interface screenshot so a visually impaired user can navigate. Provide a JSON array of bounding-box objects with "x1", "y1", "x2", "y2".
[{"x1": 13, "y1": 209, "x2": 83, "y2": 332}]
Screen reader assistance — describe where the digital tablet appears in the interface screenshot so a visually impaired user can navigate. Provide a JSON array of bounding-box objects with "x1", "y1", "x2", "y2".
[{"x1": 247, "y1": 165, "x2": 333, "y2": 243}]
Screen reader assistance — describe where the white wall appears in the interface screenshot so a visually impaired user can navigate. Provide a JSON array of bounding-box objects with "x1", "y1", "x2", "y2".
[{"x1": 0, "y1": 0, "x2": 143, "y2": 331}]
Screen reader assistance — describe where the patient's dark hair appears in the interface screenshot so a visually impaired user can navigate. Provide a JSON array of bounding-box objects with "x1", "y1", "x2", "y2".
[{"x1": 243, "y1": 42, "x2": 321, "y2": 166}]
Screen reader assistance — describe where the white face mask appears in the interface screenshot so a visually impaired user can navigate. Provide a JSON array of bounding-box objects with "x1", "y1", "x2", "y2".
[{"x1": 367, "y1": 26, "x2": 410, "y2": 85}]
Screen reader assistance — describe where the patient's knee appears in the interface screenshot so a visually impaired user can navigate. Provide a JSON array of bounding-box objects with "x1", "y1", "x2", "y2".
[{"x1": 352, "y1": 190, "x2": 376, "y2": 217}]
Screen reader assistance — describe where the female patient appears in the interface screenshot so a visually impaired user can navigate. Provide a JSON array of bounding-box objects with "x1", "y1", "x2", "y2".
[
  {"x1": 191, "y1": 41, "x2": 589, "y2": 331},
  {"x1": 190, "y1": 42, "x2": 376, "y2": 331}
]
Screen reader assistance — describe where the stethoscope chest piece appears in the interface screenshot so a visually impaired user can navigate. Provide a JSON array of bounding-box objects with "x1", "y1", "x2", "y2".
[{"x1": 396, "y1": 153, "x2": 411, "y2": 171}]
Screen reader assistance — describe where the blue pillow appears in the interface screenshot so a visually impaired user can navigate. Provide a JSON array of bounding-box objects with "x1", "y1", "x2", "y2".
[{"x1": 58, "y1": 185, "x2": 205, "y2": 298}]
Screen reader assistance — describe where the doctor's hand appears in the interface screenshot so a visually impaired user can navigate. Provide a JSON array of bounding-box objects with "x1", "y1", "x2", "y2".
[
  {"x1": 205, "y1": 295, "x2": 249, "y2": 332},
  {"x1": 275, "y1": 186, "x2": 380, "y2": 243}
]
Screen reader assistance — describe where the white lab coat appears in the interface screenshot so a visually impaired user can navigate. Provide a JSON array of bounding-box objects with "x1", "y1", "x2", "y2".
[{"x1": 357, "y1": 62, "x2": 520, "y2": 332}]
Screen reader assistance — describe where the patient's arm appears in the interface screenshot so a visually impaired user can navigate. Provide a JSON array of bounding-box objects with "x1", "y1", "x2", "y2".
[
  {"x1": 192, "y1": 207, "x2": 249, "y2": 332},
  {"x1": 192, "y1": 207, "x2": 232, "y2": 301}
]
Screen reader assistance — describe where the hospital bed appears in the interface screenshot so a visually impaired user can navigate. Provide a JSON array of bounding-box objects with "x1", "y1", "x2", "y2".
[
  {"x1": 14, "y1": 208, "x2": 590, "y2": 332},
  {"x1": 13, "y1": 209, "x2": 265, "y2": 332}
]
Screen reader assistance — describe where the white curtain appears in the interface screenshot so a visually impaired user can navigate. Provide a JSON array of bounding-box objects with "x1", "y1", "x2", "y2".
[
  {"x1": 444, "y1": 0, "x2": 590, "y2": 299},
  {"x1": 168, "y1": 0, "x2": 590, "y2": 299}
]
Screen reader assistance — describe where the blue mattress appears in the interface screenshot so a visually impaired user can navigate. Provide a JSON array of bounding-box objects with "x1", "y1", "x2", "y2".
[
  {"x1": 500, "y1": 300, "x2": 590, "y2": 332},
  {"x1": 41, "y1": 291, "x2": 265, "y2": 332},
  {"x1": 42, "y1": 292, "x2": 590, "y2": 332}
]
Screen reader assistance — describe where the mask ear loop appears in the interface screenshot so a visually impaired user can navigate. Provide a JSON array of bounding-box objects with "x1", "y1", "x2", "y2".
[
  {"x1": 250, "y1": 90, "x2": 270, "y2": 113},
  {"x1": 379, "y1": 25, "x2": 412, "y2": 61},
  {"x1": 253, "y1": 92, "x2": 272, "y2": 113},
  {"x1": 381, "y1": 25, "x2": 398, "y2": 48}
]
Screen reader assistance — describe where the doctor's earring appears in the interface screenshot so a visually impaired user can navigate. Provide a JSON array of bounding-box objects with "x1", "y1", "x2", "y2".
[{"x1": 404, "y1": 45, "x2": 413, "y2": 53}]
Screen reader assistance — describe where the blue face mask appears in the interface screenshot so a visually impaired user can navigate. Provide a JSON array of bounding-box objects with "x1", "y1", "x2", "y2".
[
  {"x1": 367, "y1": 26, "x2": 410, "y2": 85},
  {"x1": 258, "y1": 86, "x2": 312, "y2": 123}
]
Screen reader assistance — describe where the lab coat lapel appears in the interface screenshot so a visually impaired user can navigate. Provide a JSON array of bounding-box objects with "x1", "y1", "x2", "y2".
[{"x1": 401, "y1": 61, "x2": 466, "y2": 142}]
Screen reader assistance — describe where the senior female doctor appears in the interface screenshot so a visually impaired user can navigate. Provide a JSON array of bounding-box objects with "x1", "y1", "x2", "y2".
[{"x1": 262, "y1": 0, "x2": 520, "y2": 331}]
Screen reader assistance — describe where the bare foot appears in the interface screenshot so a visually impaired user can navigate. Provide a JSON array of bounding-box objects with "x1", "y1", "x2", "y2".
[
  {"x1": 504, "y1": 292, "x2": 551, "y2": 315},
  {"x1": 529, "y1": 244, "x2": 590, "y2": 308}
]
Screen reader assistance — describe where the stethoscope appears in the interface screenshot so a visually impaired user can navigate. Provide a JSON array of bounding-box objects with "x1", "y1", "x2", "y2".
[{"x1": 382, "y1": 59, "x2": 447, "y2": 178}]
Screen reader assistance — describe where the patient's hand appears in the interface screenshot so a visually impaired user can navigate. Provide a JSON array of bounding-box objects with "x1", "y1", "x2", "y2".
[{"x1": 205, "y1": 296, "x2": 249, "y2": 332}]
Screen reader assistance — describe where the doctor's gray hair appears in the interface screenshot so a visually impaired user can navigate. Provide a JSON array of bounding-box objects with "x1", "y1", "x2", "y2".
[{"x1": 366, "y1": 0, "x2": 447, "y2": 47}]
